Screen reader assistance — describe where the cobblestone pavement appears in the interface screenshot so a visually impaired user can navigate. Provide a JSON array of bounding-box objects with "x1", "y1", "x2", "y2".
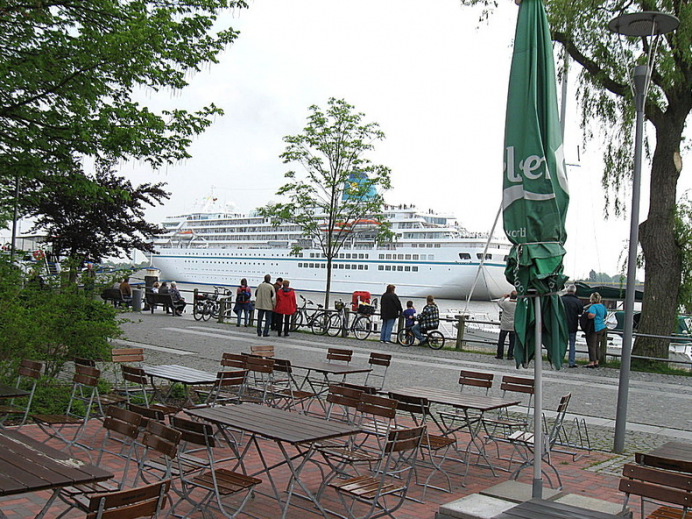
[{"x1": 117, "y1": 311, "x2": 692, "y2": 477}]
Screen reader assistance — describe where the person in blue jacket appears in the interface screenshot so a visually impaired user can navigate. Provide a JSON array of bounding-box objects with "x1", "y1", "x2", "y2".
[{"x1": 585, "y1": 292, "x2": 607, "y2": 368}]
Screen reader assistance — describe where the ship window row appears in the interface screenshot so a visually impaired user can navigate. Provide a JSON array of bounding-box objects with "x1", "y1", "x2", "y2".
[
  {"x1": 298, "y1": 263, "x2": 369, "y2": 270},
  {"x1": 300, "y1": 252, "x2": 370, "y2": 260},
  {"x1": 409, "y1": 243, "x2": 441, "y2": 247},
  {"x1": 378, "y1": 253, "x2": 431, "y2": 261},
  {"x1": 378, "y1": 265, "x2": 419, "y2": 272}
]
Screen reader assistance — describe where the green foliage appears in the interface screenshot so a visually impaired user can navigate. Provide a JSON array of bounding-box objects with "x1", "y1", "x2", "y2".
[
  {"x1": 0, "y1": 257, "x2": 121, "y2": 378},
  {"x1": 22, "y1": 160, "x2": 170, "y2": 279},
  {"x1": 675, "y1": 194, "x2": 692, "y2": 314},
  {"x1": 0, "y1": 0, "x2": 247, "y2": 227},
  {"x1": 260, "y1": 98, "x2": 392, "y2": 306}
]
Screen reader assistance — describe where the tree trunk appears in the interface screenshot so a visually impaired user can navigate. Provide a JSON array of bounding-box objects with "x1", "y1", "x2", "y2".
[{"x1": 634, "y1": 116, "x2": 683, "y2": 364}]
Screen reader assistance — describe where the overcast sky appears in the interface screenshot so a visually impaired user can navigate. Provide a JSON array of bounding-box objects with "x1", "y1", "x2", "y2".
[{"x1": 27, "y1": 0, "x2": 692, "y2": 279}]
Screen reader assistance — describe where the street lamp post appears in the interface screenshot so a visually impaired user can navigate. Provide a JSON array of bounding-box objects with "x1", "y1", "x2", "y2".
[{"x1": 608, "y1": 11, "x2": 678, "y2": 454}]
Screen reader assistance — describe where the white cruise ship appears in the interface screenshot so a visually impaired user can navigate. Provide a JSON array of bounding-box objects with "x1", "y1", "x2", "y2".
[{"x1": 151, "y1": 203, "x2": 513, "y2": 300}]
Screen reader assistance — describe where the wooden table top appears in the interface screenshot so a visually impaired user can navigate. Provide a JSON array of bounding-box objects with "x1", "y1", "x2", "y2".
[
  {"x1": 0, "y1": 384, "x2": 30, "y2": 399},
  {"x1": 144, "y1": 364, "x2": 218, "y2": 385},
  {"x1": 187, "y1": 403, "x2": 360, "y2": 444},
  {"x1": 0, "y1": 429, "x2": 112, "y2": 497},
  {"x1": 638, "y1": 441, "x2": 692, "y2": 473},
  {"x1": 391, "y1": 386, "x2": 521, "y2": 411},
  {"x1": 290, "y1": 359, "x2": 372, "y2": 376},
  {"x1": 493, "y1": 498, "x2": 621, "y2": 519}
]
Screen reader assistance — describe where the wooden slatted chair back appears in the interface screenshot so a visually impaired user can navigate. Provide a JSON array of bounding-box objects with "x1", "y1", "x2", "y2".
[
  {"x1": 74, "y1": 364, "x2": 101, "y2": 387},
  {"x1": 458, "y1": 370, "x2": 494, "y2": 393},
  {"x1": 364, "y1": 353, "x2": 392, "y2": 390},
  {"x1": 250, "y1": 345, "x2": 275, "y2": 358},
  {"x1": 620, "y1": 463, "x2": 692, "y2": 514},
  {"x1": 103, "y1": 406, "x2": 142, "y2": 440},
  {"x1": 18, "y1": 359, "x2": 43, "y2": 380},
  {"x1": 127, "y1": 403, "x2": 165, "y2": 425},
  {"x1": 220, "y1": 353, "x2": 247, "y2": 370},
  {"x1": 141, "y1": 420, "x2": 182, "y2": 459},
  {"x1": 273, "y1": 358, "x2": 293, "y2": 374},
  {"x1": 122, "y1": 365, "x2": 148, "y2": 386},
  {"x1": 216, "y1": 370, "x2": 248, "y2": 388},
  {"x1": 327, "y1": 348, "x2": 353, "y2": 364},
  {"x1": 111, "y1": 348, "x2": 145, "y2": 364},
  {"x1": 339, "y1": 382, "x2": 378, "y2": 395},
  {"x1": 357, "y1": 393, "x2": 398, "y2": 419},
  {"x1": 368, "y1": 352, "x2": 392, "y2": 368},
  {"x1": 171, "y1": 416, "x2": 216, "y2": 448},
  {"x1": 75, "y1": 357, "x2": 97, "y2": 368},
  {"x1": 86, "y1": 479, "x2": 171, "y2": 519},
  {"x1": 500, "y1": 375, "x2": 535, "y2": 395},
  {"x1": 326, "y1": 384, "x2": 363, "y2": 409},
  {"x1": 244, "y1": 355, "x2": 274, "y2": 375},
  {"x1": 386, "y1": 426, "x2": 426, "y2": 453},
  {"x1": 388, "y1": 392, "x2": 429, "y2": 421}
]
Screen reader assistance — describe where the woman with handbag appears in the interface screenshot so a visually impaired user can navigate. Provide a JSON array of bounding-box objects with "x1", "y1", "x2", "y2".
[{"x1": 584, "y1": 292, "x2": 607, "y2": 368}]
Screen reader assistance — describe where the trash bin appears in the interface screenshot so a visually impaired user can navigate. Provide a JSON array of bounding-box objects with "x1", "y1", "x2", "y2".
[
  {"x1": 144, "y1": 269, "x2": 159, "y2": 289},
  {"x1": 131, "y1": 288, "x2": 143, "y2": 312}
]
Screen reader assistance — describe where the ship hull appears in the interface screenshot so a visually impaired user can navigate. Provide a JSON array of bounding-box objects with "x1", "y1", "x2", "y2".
[{"x1": 152, "y1": 246, "x2": 513, "y2": 300}]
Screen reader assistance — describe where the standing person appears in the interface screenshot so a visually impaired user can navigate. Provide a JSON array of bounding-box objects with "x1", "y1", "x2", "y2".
[
  {"x1": 169, "y1": 281, "x2": 186, "y2": 316},
  {"x1": 403, "y1": 301, "x2": 416, "y2": 329},
  {"x1": 379, "y1": 284, "x2": 402, "y2": 343},
  {"x1": 412, "y1": 295, "x2": 440, "y2": 346},
  {"x1": 495, "y1": 291, "x2": 517, "y2": 360},
  {"x1": 271, "y1": 277, "x2": 284, "y2": 331},
  {"x1": 585, "y1": 292, "x2": 607, "y2": 368},
  {"x1": 562, "y1": 284, "x2": 584, "y2": 368},
  {"x1": 274, "y1": 280, "x2": 297, "y2": 337},
  {"x1": 234, "y1": 279, "x2": 252, "y2": 328},
  {"x1": 255, "y1": 274, "x2": 276, "y2": 337}
]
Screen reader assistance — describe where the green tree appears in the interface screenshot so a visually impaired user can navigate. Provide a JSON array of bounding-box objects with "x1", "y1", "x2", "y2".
[
  {"x1": 261, "y1": 98, "x2": 392, "y2": 310},
  {"x1": 23, "y1": 162, "x2": 170, "y2": 282},
  {"x1": 0, "y1": 0, "x2": 246, "y2": 226},
  {"x1": 464, "y1": 0, "x2": 692, "y2": 361},
  {"x1": 675, "y1": 194, "x2": 692, "y2": 314}
]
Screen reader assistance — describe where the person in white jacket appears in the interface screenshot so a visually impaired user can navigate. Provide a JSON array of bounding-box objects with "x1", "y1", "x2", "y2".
[{"x1": 495, "y1": 291, "x2": 517, "y2": 360}]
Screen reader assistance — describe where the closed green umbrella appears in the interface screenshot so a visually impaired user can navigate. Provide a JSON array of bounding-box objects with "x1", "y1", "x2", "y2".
[
  {"x1": 502, "y1": 0, "x2": 570, "y2": 498},
  {"x1": 503, "y1": 0, "x2": 569, "y2": 370}
]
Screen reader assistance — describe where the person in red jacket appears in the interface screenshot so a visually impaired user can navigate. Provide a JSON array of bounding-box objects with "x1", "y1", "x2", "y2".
[{"x1": 274, "y1": 279, "x2": 297, "y2": 337}]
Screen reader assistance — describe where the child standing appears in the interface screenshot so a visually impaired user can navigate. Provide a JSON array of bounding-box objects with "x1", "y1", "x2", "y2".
[{"x1": 403, "y1": 301, "x2": 416, "y2": 328}]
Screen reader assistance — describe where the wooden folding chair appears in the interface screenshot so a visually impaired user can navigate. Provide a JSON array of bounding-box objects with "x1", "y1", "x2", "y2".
[
  {"x1": 133, "y1": 420, "x2": 182, "y2": 487},
  {"x1": 329, "y1": 426, "x2": 426, "y2": 519},
  {"x1": 120, "y1": 365, "x2": 156, "y2": 407},
  {"x1": 32, "y1": 364, "x2": 102, "y2": 454},
  {"x1": 86, "y1": 479, "x2": 171, "y2": 519},
  {"x1": 0, "y1": 359, "x2": 42, "y2": 427},
  {"x1": 363, "y1": 353, "x2": 392, "y2": 391},
  {"x1": 242, "y1": 355, "x2": 275, "y2": 405},
  {"x1": 202, "y1": 370, "x2": 248, "y2": 407},
  {"x1": 388, "y1": 392, "x2": 457, "y2": 499},
  {"x1": 271, "y1": 359, "x2": 316, "y2": 413},
  {"x1": 169, "y1": 417, "x2": 261, "y2": 519},
  {"x1": 220, "y1": 353, "x2": 247, "y2": 370},
  {"x1": 509, "y1": 393, "x2": 572, "y2": 489},
  {"x1": 438, "y1": 370, "x2": 494, "y2": 435},
  {"x1": 327, "y1": 347, "x2": 353, "y2": 364}
]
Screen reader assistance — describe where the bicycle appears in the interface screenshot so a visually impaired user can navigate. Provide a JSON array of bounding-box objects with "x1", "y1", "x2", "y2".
[
  {"x1": 397, "y1": 325, "x2": 445, "y2": 350},
  {"x1": 290, "y1": 295, "x2": 330, "y2": 335},
  {"x1": 326, "y1": 299, "x2": 375, "y2": 340},
  {"x1": 194, "y1": 286, "x2": 230, "y2": 321}
]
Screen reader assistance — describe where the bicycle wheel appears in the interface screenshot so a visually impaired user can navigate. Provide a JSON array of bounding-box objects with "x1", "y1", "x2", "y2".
[
  {"x1": 352, "y1": 316, "x2": 372, "y2": 340},
  {"x1": 193, "y1": 301, "x2": 205, "y2": 321},
  {"x1": 327, "y1": 314, "x2": 342, "y2": 337},
  {"x1": 311, "y1": 311, "x2": 330, "y2": 335},
  {"x1": 290, "y1": 311, "x2": 303, "y2": 332},
  {"x1": 397, "y1": 328, "x2": 414, "y2": 347},
  {"x1": 201, "y1": 301, "x2": 214, "y2": 321},
  {"x1": 427, "y1": 331, "x2": 445, "y2": 350}
]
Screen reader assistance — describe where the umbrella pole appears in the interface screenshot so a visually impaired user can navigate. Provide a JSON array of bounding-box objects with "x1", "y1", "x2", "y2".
[{"x1": 532, "y1": 291, "x2": 544, "y2": 498}]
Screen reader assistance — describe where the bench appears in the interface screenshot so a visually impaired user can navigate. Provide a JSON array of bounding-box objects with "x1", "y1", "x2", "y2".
[
  {"x1": 101, "y1": 288, "x2": 127, "y2": 306},
  {"x1": 144, "y1": 292, "x2": 176, "y2": 314},
  {"x1": 620, "y1": 462, "x2": 692, "y2": 519}
]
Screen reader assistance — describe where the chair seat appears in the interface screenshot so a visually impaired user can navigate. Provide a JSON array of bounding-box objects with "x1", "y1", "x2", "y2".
[
  {"x1": 330, "y1": 474, "x2": 405, "y2": 499},
  {"x1": 648, "y1": 505, "x2": 688, "y2": 519},
  {"x1": 0, "y1": 404, "x2": 22, "y2": 414},
  {"x1": 508, "y1": 430, "x2": 535, "y2": 445},
  {"x1": 191, "y1": 468, "x2": 262, "y2": 495},
  {"x1": 423, "y1": 434, "x2": 456, "y2": 451}
]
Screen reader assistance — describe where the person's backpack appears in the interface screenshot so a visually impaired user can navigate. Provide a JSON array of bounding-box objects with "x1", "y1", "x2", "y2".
[
  {"x1": 236, "y1": 288, "x2": 250, "y2": 303},
  {"x1": 579, "y1": 305, "x2": 593, "y2": 333}
]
